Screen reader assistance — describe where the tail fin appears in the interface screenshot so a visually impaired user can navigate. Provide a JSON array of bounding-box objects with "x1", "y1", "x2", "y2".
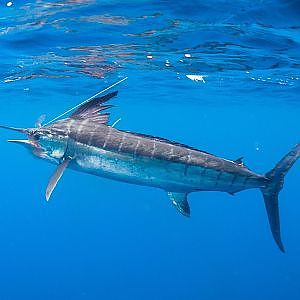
[{"x1": 261, "y1": 144, "x2": 300, "y2": 252}]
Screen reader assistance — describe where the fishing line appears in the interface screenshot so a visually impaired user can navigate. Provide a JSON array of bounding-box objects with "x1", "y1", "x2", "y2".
[
  {"x1": 43, "y1": 77, "x2": 128, "y2": 127},
  {"x1": 111, "y1": 117, "x2": 122, "y2": 128}
]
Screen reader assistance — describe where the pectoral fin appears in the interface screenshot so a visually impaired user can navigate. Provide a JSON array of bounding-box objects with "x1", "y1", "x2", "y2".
[
  {"x1": 167, "y1": 192, "x2": 190, "y2": 217},
  {"x1": 46, "y1": 158, "x2": 71, "y2": 201}
]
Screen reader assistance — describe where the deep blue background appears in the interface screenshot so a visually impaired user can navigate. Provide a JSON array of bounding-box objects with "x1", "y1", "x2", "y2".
[{"x1": 0, "y1": 1, "x2": 300, "y2": 299}]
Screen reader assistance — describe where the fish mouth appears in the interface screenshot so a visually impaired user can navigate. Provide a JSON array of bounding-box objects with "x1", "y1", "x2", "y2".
[
  {"x1": 7, "y1": 139, "x2": 48, "y2": 159},
  {"x1": 1, "y1": 126, "x2": 39, "y2": 147},
  {"x1": 7, "y1": 139, "x2": 37, "y2": 146},
  {"x1": 1, "y1": 125, "x2": 48, "y2": 158}
]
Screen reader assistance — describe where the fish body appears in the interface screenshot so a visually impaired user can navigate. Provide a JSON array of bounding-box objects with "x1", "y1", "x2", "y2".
[
  {"x1": 1, "y1": 90, "x2": 300, "y2": 252},
  {"x1": 48, "y1": 119, "x2": 267, "y2": 194}
]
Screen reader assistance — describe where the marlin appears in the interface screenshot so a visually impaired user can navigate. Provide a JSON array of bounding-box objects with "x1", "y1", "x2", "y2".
[{"x1": 1, "y1": 90, "x2": 299, "y2": 252}]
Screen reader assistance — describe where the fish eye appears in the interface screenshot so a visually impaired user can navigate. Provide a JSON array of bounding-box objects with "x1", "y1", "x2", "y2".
[{"x1": 33, "y1": 133, "x2": 41, "y2": 140}]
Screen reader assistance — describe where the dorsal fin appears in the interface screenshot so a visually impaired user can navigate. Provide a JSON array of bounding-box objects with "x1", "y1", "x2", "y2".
[
  {"x1": 234, "y1": 157, "x2": 244, "y2": 165},
  {"x1": 69, "y1": 91, "x2": 118, "y2": 124}
]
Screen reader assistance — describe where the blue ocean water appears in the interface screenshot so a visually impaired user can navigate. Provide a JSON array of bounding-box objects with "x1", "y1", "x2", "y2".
[{"x1": 0, "y1": 0, "x2": 300, "y2": 299}]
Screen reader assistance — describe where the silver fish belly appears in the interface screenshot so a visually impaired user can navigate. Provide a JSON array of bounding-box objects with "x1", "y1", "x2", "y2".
[{"x1": 66, "y1": 135, "x2": 266, "y2": 194}]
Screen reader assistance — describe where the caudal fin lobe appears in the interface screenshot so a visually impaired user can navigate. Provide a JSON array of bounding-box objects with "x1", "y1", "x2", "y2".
[{"x1": 261, "y1": 144, "x2": 300, "y2": 252}]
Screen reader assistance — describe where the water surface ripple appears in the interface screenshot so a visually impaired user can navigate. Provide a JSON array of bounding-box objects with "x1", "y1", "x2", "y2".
[{"x1": 0, "y1": 0, "x2": 299, "y2": 96}]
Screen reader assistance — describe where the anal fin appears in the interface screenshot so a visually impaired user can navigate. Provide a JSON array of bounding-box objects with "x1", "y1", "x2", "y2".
[
  {"x1": 167, "y1": 192, "x2": 190, "y2": 217},
  {"x1": 46, "y1": 157, "x2": 72, "y2": 201}
]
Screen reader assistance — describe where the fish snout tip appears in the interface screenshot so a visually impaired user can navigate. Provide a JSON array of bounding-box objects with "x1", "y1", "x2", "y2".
[{"x1": 0, "y1": 125, "x2": 27, "y2": 133}]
